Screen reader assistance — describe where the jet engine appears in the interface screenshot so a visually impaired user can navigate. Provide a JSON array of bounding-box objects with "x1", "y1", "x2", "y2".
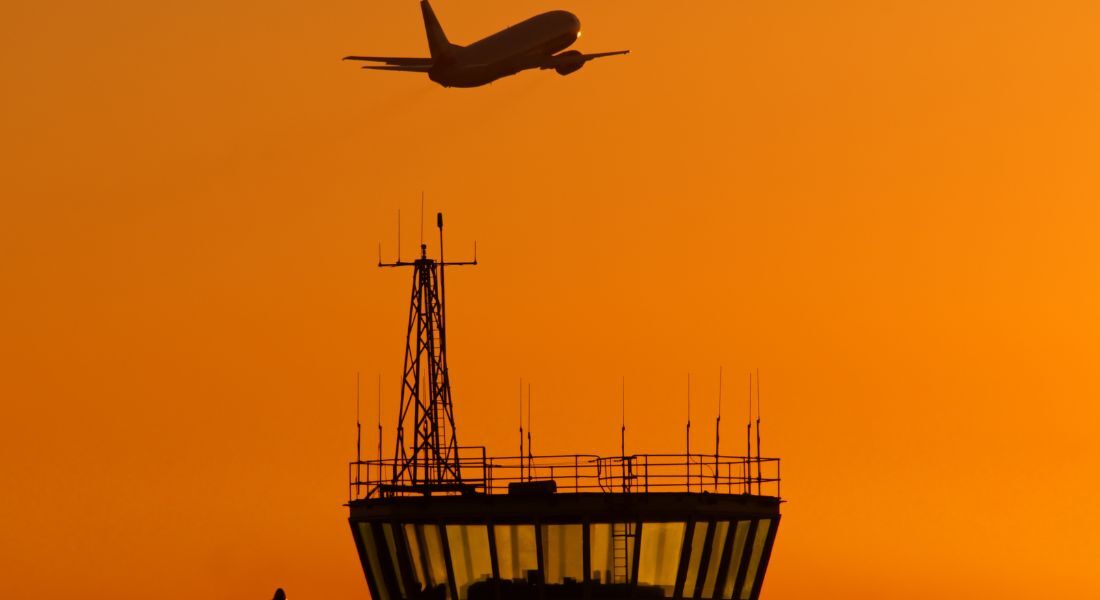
[{"x1": 554, "y1": 50, "x2": 585, "y2": 75}]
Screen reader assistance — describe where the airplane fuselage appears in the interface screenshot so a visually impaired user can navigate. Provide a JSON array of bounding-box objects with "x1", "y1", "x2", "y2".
[
  {"x1": 430, "y1": 11, "x2": 581, "y2": 87},
  {"x1": 344, "y1": 1, "x2": 626, "y2": 88}
]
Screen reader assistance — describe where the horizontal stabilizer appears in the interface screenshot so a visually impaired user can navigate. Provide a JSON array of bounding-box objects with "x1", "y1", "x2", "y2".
[
  {"x1": 343, "y1": 56, "x2": 433, "y2": 66},
  {"x1": 362, "y1": 65, "x2": 433, "y2": 73}
]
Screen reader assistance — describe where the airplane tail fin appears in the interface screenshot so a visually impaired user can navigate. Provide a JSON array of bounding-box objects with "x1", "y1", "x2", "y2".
[{"x1": 421, "y1": 0, "x2": 456, "y2": 61}]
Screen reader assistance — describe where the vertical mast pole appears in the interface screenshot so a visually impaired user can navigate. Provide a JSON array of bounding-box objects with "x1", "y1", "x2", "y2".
[
  {"x1": 756, "y1": 369, "x2": 762, "y2": 495},
  {"x1": 686, "y1": 373, "x2": 691, "y2": 491},
  {"x1": 746, "y1": 373, "x2": 752, "y2": 494},
  {"x1": 519, "y1": 378, "x2": 524, "y2": 480},
  {"x1": 715, "y1": 367, "x2": 721, "y2": 491}
]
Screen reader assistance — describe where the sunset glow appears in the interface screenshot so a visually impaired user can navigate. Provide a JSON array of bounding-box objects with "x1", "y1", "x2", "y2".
[{"x1": 2, "y1": 1, "x2": 1099, "y2": 600}]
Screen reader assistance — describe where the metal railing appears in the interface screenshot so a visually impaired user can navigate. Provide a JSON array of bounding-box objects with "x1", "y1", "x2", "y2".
[{"x1": 349, "y1": 448, "x2": 780, "y2": 501}]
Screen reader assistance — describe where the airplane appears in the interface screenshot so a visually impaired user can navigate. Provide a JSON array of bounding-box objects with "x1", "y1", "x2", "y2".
[{"x1": 343, "y1": 0, "x2": 629, "y2": 88}]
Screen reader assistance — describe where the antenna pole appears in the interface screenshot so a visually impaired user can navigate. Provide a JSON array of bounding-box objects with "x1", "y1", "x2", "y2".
[
  {"x1": 377, "y1": 373, "x2": 383, "y2": 462},
  {"x1": 621, "y1": 377, "x2": 626, "y2": 458},
  {"x1": 356, "y1": 371, "x2": 362, "y2": 466},
  {"x1": 756, "y1": 369, "x2": 762, "y2": 495},
  {"x1": 527, "y1": 383, "x2": 533, "y2": 481},
  {"x1": 397, "y1": 210, "x2": 401, "y2": 262},
  {"x1": 519, "y1": 377, "x2": 524, "y2": 480},
  {"x1": 686, "y1": 373, "x2": 691, "y2": 491},
  {"x1": 621, "y1": 377, "x2": 627, "y2": 493},
  {"x1": 715, "y1": 366, "x2": 721, "y2": 491},
  {"x1": 746, "y1": 373, "x2": 752, "y2": 494}
]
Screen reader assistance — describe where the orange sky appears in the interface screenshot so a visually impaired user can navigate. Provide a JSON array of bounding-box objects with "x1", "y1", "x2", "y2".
[{"x1": 3, "y1": 1, "x2": 1100, "y2": 598}]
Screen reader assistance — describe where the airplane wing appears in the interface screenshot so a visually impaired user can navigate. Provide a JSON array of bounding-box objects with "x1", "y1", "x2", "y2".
[
  {"x1": 538, "y1": 50, "x2": 630, "y2": 69},
  {"x1": 343, "y1": 56, "x2": 433, "y2": 66},
  {"x1": 361, "y1": 65, "x2": 433, "y2": 73}
]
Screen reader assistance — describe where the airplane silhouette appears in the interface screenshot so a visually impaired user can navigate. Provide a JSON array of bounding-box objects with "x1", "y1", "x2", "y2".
[{"x1": 344, "y1": 0, "x2": 629, "y2": 88}]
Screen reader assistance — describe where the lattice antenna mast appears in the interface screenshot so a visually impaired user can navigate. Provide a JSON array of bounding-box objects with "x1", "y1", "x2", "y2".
[{"x1": 379, "y1": 212, "x2": 476, "y2": 491}]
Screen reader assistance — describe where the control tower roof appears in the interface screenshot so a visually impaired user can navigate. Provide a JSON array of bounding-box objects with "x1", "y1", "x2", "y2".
[{"x1": 348, "y1": 214, "x2": 782, "y2": 600}]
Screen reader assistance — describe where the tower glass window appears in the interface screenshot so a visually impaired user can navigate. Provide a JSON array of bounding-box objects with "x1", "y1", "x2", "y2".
[
  {"x1": 738, "y1": 520, "x2": 771, "y2": 600},
  {"x1": 699, "y1": 521, "x2": 731, "y2": 598},
  {"x1": 446, "y1": 524, "x2": 493, "y2": 600},
  {"x1": 637, "y1": 522, "x2": 686, "y2": 596},
  {"x1": 680, "y1": 521, "x2": 709, "y2": 597},
  {"x1": 404, "y1": 524, "x2": 450, "y2": 599},
  {"x1": 495, "y1": 524, "x2": 538, "y2": 582},
  {"x1": 718, "y1": 521, "x2": 750, "y2": 599},
  {"x1": 540, "y1": 524, "x2": 584, "y2": 584},
  {"x1": 383, "y1": 523, "x2": 409, "y2": 598},
  {"x1": 359, "y1": 523, "x2": 393, "y2": 600}
]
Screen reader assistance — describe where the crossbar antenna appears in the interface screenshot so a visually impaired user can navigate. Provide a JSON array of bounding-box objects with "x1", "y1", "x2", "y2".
[{"x1": 378, "y1": 211, "x2": 476, "y2": 492}]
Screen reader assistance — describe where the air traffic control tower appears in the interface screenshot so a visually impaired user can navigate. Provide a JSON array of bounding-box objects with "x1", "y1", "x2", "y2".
[{"x1": 349, "y1": 214, "x2": 782, "y2": 600}]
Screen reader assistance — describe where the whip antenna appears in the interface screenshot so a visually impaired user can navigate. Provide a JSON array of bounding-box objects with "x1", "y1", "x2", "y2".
[
  {"x1": 377, "y1": 373, "x2": 382, "y2": 462},
  {"x1": 686, "y1": 373, "x2": 691, "y2": 490},
  {"x1": 746, "y1": 373, "x2": 752, "y2": 494},
  {"x1": 519, "y1": 377, "x2": 524, "y2": 479},
  {"x1": 621, "y1": 377, "x2": 626, "y2": 459},
  {"x1": 756, "y1": 369, "x2": 762, "y2": 495},
  {"x1": 356, "y1": 372, "x2": 362, "y2": 465},
  {"x1": 715, "y1": 366, "x2": 722, "y2": 491},
  {"x1": 527, "y1": 383, "x2": 533, "y2": 481}
]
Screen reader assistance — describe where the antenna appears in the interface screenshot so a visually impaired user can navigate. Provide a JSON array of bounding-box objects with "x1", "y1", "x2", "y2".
[
  {"x1": 715, "y1": 366, "x2": 722, "y2": 491},
  {"x1": 420, "y1": 191, "x2": 425, "y2": 247},
  {"x1": 397, "y1": 210, "x2": 401, "y2": 263},
  {"x1": 356, "y1": 372, "x2": 362, "y2": 465},
  {"x1": 377, "y1": 373, "x2": 383, "y2": 462},
  {"x1": 519, "y1": 377, "x2": 524, "y2": 479},
  {"x1": 756, "y1": 369, "x2": 762, "y2": 495},
  {"x1": 378, "y1": 211, "x2": 476, "y2": 490},
  {"x1": 527, "y1": 383, "x2": 533, "y2": 481},
  {"x1": 621, "y1": 377, "x2": 626, "y2": 459},
  {"x1": 621, "y1": 376, "x2": 627, "y2": 493},
  {"x1": 686, "y1": 373, "x2": 691, "y2": 491},
  {"x1": 746, "y1": 373, "x2": 752, "y2": 494}
]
